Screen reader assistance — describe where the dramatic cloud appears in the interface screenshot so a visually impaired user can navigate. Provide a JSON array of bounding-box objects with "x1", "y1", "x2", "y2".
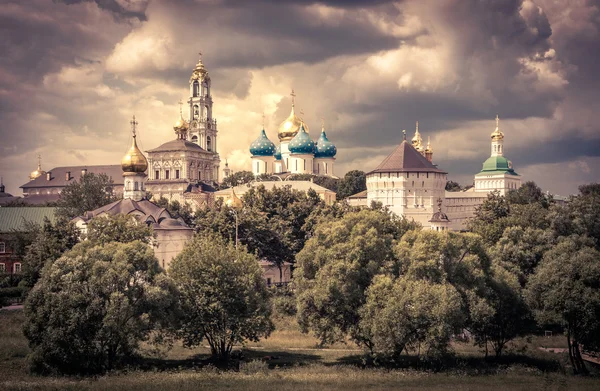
[{"x1": 0, "y1": 0, "x2": 599, "y2": 197}]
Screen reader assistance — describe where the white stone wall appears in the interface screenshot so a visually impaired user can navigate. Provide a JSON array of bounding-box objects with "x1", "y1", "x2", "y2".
[
  {"x1": 288, "y1": 154, "x2": 314, "y2": 174},
  {"x1": 474, "y1": 173, "x2": 521, "y2": 195},
  {"x1": 252, "y1": 156, "x2": 275, "y2": 176},
  {"x1": 444, "y1": 192, "x2": 488, "y2": 231},
  {"x1": 155, "y1": 228, "x2": 194, "y2": 270},
  {"x1": 366, "y1": 171, "x2": 446, "y2": 228},
  {"x1": 313, "y1": 158, "x2": 335, "y2": 176}
]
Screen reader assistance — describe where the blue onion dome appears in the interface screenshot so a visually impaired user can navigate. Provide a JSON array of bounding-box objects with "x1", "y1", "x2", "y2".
[
  {"x1": 289, "y1": 123, "x2": 315, "y2": 155},
  {"x1": 250, "y1": 128, "x2": 276, "y2": 156},
  {"x1": 314, "y1": 129, "x2": 337, "y2": 158},
  {"x1": 274, "y1": 144, "x2": 282, "y2": 160}
]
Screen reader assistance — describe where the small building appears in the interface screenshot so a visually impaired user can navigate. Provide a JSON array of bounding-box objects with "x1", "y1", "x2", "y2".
[
  {"x1": 214, "y1": 180, "x2": 337, "y2": 205},
  {"x1": 0, "y1": 207, "x2": 57, "y2": 275},
  {"x1": 259, "y1": 260, "x2": 292, "y2": 287}
]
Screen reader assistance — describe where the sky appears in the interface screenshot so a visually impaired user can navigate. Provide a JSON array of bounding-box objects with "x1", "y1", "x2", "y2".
[{"x1": 1, "y1": 0, "x2": 599, "y2": 196}]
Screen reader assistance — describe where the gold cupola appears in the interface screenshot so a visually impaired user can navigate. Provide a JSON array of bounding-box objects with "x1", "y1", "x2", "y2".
[
  {"x1": 173, "y1": 100, "x2": 189, "y2": 138},
  {"x1": 121, "y1": 115, "x2": 148, "y2": 173},
  {"x1": 190, "y1": 53, "x2": 208, "y2": 81},
  {"x1": 278, "y1": 89, "x2": 309, "y2": 142},
  {"x1": 29, "y1": 154, "x2": 46, "y2": 180},
  {"x1": 411, "y1": 121, "x2": 423, "y2": 151},
  {"x1": 491, "y1": 115, "x2": 504, "y2": 140}
]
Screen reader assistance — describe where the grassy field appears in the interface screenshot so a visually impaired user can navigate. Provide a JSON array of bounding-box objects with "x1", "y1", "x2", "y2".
[{"x1": 1, "y1": 310, "x2": 599, "y2": 390}]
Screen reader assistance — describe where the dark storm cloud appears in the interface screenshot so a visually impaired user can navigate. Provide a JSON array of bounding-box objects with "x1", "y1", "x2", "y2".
[{"x1": 54, "y1": 0, "x2": 149, "y2": 21}]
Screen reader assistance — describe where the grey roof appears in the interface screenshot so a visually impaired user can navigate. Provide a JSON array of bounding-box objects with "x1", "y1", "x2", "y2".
[
  {"x1": 214, "y1": 180, "x2": 335, "y2": 196},
  {"x1": 20, "y1": 165, "x2": 124, "y2": 189},
  {"x1": 347, "y1": 190, "x2": 367, "y2": 199},
  {"x1": 147, "y1": 139, "x2": 208, "y2": 153},
  {"x1": 0, "y1": 207, "x2": 57, "y2": 232},
  {"x1": 0, "y1": 190, "x2": 20, "y2": 206},
  {"x1": 368, "y1": 141, "x2": 446, "y2": 175},
  {"x1": 20, "y1": 194, "x2": 61, "y2": 205},
  {"x1": 429, "y1": 211, "x2": 450, "y2": 223},
  {"x1": 77, "y1": 198, "x2": 191, "y2": 231}
]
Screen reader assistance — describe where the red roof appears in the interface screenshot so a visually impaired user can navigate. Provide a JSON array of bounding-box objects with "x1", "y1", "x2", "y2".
[{"x1": 368, "y1": 140, "x2": 446, "y2": 175}]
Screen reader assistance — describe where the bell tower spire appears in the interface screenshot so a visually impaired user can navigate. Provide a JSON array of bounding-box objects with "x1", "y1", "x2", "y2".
[{"x1": 490, "y1": 114, "x2": 504, "y2": 157}]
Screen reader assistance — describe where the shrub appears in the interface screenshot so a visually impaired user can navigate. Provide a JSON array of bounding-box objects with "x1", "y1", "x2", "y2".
[{"x1": 240, "y1": 359, "x2": 269, "y2": 375}]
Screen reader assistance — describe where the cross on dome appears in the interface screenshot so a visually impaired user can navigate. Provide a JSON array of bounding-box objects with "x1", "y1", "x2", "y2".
[
  {"x1": 290, "y1": 89, "x2": 296, "y2": 106},
  {"x1": 130, "y1": 115, "x2": 138, "y2": 138}
]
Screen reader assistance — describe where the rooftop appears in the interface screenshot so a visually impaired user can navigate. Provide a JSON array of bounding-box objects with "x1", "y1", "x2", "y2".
[
  {"x1": 21, "y1": 165, "x2": 124, "y2": 189},
  {"x1": 147, "y1": 139, "x2": 208, "y2": 153},
  {"x1": 0, "y1": 207, "x2": 57, "y2": 232},
  {"x1": 368, "y1": 140, "x2": 446, "y2": 175}
]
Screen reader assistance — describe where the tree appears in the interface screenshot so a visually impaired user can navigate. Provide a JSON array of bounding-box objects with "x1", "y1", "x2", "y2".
[
  {"x1": 467, "y1": 191, "x2": 510, "y2": 244},
  {"x1": 336, "y1": 170, "x2": 366, "y2": 200},
  {"x1": 491, "y1": 226, "x2": 553, "y2": 286},
  {"x1": 220, "y1": 170, "x2": 255, "y2": 189},
  {"x1": 56, "y1": 173, "x2": 118, "y2": 219},
  {"x1": 295, "y1": 209, "x2": 418, "y2": 348},
  {"x1": 23, "y1": 241, "x2": 178, "y2": 375},
  {"x1": 445, "y1": 180, "x2": 463, "y2": 192},
  {"x1": 525, "y1": 236, "x2": 600, "y2": 374},
  {"x1": 21, "y1": 217, "x2": 79, "y2": 289},
  {"x1": 360, "y1": 275, "x2": 462, "y2": 359},
  {"x1": 468, "y1": 265, "x2": 531, "y2": 357},
  {"x1": 506, "y1": 181, "x2": 551, "y2": 208},
  {"x1": 85, "y1": 214, "x2": 155, "y2": 246},
  {"x1": 170, "y1": 234, "x2": 273, "y2": 362}
]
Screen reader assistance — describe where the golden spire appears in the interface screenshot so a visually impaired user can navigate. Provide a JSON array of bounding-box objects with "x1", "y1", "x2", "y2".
[
  {"x1": 190, "y1": 51, "x2": 207, "y2": 81},
  {"x1": 412, "y1": 120, "x2": 423, "y2": 150},
  {"x1": 402, "y1": 129, "x2": 406, "y2": 140},
  {"x1": 426, "y1": 136, "x2": 432, "y2": 152},
  {"x1": 278, "y1": 89, "x2": 308, "y2": 141},
  {"x1": 122, "y1": 115, "x2": 148, "y2": 173},
  {"x1": 174, "y1": 99, "x2": 189, "y2": 137},
  {"x1": 491, "y1": 114, "x2": 504, "y2": 140},
  {"x1": 290, "y1": 89, "x2": 296, "y2": 107}
]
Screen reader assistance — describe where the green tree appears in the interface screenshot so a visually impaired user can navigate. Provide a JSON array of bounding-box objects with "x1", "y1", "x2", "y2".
[
  {"x1": 295, "y1": 209, "x2": 418, "y2": 347},
  {"x1": 85, "y1": 214, "x2": 155, "y2": 246},
  {"x1": 445, "y1": 180, "x2": 463, "y2": 192},
  {"x1": 220, "y1": 170, "x2": 255, "y2": 189},
  {"x1": 336, "y1": 170, "x2": 366, "y2": 200},
  {"x1": 468, "y1": 265, "x2": 531, "y2": 357},
  {"x1": 23, "y1": 241, "x2": 178, "y2": 375},
  {"x1": 360, "y1": 275, "x2": 462, "y2": 359},
  {"x1": 506, "y1": 181, "x2": 551, "y2": 208},
  {"x1": 21, "y1": 217, "x2": 79, "y2": 289},
  {"x1": 491, "y1": 226, "x2": 553, "y2": 285},
  {"x1": 56, "y1": 173, "x2": 118, "y2": 219},
  {"x1": 170, "y1": 234, "x2": 273, "y2": 362},
  {"x1": 525, "y1": 236, "x2": 600, "y2": 374},
  {"x1": 467, "y1": 190, "x2": 510, "y2": 244}
]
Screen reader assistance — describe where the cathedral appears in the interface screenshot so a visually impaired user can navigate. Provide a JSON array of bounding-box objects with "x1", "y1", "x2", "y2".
[{"x1": 249, "y1": 91, "x2": 338, "y2": 178}]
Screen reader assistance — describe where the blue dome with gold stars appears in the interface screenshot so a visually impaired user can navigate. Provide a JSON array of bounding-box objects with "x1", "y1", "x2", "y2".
[
  {"x1": 314, "y1": 129, "x2": 337, "y2": 158},
  {"x1": 288, "y1": 124, "x2": 315, "y2": 155},
  {"x1": 250, "y1": 129, "x2": 275, "y2": 156}
]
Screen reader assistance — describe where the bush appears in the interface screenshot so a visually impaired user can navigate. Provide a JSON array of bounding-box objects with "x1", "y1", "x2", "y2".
[
  {"x1": 240, "y1": 359, "x2": 269, "y2": 375},
  {"x1": 0, "y1": 286, "x2": 24, "y2": 306},
  {"x1": 272, "y1": 288, "x2": 297, "y2": 317}
]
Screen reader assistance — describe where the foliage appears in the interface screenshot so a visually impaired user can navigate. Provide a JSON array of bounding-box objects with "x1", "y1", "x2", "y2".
[
  {"x1": 220, "y1": 170, "x2": 255, "y2": 189},
  {"x1": 336, "y1": 170, "x2": 366, "y2": 200},
  {"x1": 360, "y1": 275, "x2": 463, "y2": 359},
  {"x1": 85, "y1": 213, "x2": 155, "y2": 246},
  {"x1": 491, "y1": 227, "x2": 554, "y2": 286},
  {"x1": 272, "y1": 288, "x2": 297, "y2": 317},
  {"x1": 55, "y1": 173, "x2": 118, "y2": 219},
  {"x1": 295, "y1": 209, "x2": 419, "y2": 348},
  {"x1": 468, "y1": 265, "x2": 531, "y2": 357},
  {"x1": 525, "y1": 236, "x2": 600, "y2": 374},
  {"x1": 506, "y1": 181, "x2": 552, "y2": 208},
  {"x1": 467, "y1": 191, "x2": 511, "y2": 244},
  {"x1": 0, "y1": 286, "x2": 24, "y2": 308},
  {"x1": 21, "y1": 217, "x2": 79, "y2": 289},
  {"x1": 23, "y1": 241, "x2": 178, "y2": 375},
  {"x1": 155, "y1": 197, "x2": 194, "y2": 227},
  {"x1": 170, "y1": 234, "x2": 273, "y2": 361},
  {"x1": 445, "y1": 180, "x2": 464, "y2": 192}
]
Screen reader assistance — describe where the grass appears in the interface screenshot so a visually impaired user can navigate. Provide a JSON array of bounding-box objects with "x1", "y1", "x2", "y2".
[{"x1": 1, "y1": 310, "x2": 599, "y2": 390}]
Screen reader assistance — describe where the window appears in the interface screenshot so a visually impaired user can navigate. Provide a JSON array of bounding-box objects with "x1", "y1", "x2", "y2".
[
  {"x1": 0, "y1": 263, "x2": 4, "y2": 273},
  {"x1": 422, "y1": 181, "x2": 424, "y2": 187},
  {"x1": 14, "y1": 263, "x2": 21, "y2": 273},
  {"x1": 207, "y1": 136, "x2": 212, "y2": 151},
  {"x1": 155, "y1": 170, "x2": 159, "y2": 180},
  {"x1": 303, "y1": 159, "x2": 306, "y2": 170},
  {"x1": 295, "y1": 160, "x2": 298, "y2": 171},
  {"x1": 267, "y1": 278, "x2": 272, "y2": 287},
  {"x1": 417, "y1": 173, "x2": 419, "y2": 178},
  {"x1": 134, "y1": 182, "x2": 139, "y2": 191},
  {"x1": 325, "y1": 163, "x2": 328, "y2": 174},
  {"x1": 175, "y1": 169, "x2": 180, "y2": 179},
  {"x1": 198, "y1": 171, "x2": 202, "y2": 180},
  {"x1": 165, "y1": 170, "x2": 170, "y2": 179},
  {"x1": 0, "y1": 242, "x2": 4, "y2": 253},
  {"x1": 412, "y1": 181, "x2": 414, "y2": 187},
  {"x1": 191, "y1": 135, "x2": 198, "y2": 143},
  {"x1": 193, "y1": 81, "x2": 199, "y2": 97},
  {"x1": 194, "y1": 105, "x2": 199, "y2": 118}
]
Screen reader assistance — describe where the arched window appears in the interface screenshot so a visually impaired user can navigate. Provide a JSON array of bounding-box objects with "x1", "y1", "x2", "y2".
[
  {"x1": 193, "y1": 81, "x2": 199, "y2": 97},
  {"x1": 206, "y1": 136, "x2": 212, "y2": 151},
  {"x1": 194, "y1": 105, "x2": 199, "y2": 118},
  {"x1": 134, "y1": 182, "x2": 139, "y2": 191},
  {"x1": 191, "y1": 135, "x2": 198, "y2": 144}
]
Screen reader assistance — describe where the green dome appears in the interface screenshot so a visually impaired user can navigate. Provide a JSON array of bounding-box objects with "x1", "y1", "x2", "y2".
[
  {"x1": 477, "y1": 156, "x2": 519, "y2": 176},
  {"x1": 274, "y1": 144, "x2": 282, "y2": 160},
  {"x1": 314, "y1": 130, "x2": 337, "y2": 158},
  {"x1": 250, "y1": 129, "x2": 275, "y2": 157}
]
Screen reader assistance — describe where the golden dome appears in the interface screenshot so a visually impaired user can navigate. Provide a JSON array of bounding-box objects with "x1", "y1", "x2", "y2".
[
  {"x1": 411, "y1": 121, "x2": 423, "y2": 151},
  {"x1": 278, "y1": 106, "x2": 309, "y2": 142},
  {"x1": 190, "y1": 55, "x2": 208, "y2": 81},
  {"x1": 425, "y1": 136, "x2": 433, "y2": 153},
  {"x1": 29, "y1": 155, "x2": 46, "y2": 180},
  {"x1": 491, "y1": 115, "x2": 504, "y2": 140},
  {"x1": 174, "y1": 115, "x2": 189, "y2": 133},
  {"x1": 122, "y1": 116, "x2": 148, "y2": 173}
]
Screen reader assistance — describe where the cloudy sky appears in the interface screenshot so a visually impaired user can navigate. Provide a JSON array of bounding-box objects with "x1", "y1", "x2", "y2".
[{"x1": 1, "y1": 0, "x2": 599, "y2": 196}]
